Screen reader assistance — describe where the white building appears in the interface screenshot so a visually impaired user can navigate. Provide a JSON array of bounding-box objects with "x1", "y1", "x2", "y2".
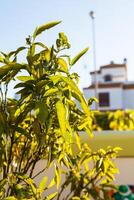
[{"x1": 83, "y1": 59, "x2": 134, "y2": 110}]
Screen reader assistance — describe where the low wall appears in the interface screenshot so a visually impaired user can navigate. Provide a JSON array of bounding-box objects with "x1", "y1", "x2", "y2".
[{"x1": 80, "y1": 130, "x2": 134, "y2": 157}]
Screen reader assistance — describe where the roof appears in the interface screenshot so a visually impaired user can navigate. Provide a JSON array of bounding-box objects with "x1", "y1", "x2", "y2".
[
  {"x1": 90, "y1": 63, "x2": 126, "y2": 75},
  {"x1": 83, "y1": 81, "x2": 134, "y2": 90}
]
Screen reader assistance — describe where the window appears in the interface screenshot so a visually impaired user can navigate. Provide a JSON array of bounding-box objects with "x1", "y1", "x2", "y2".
[
  {"x1": 104, "y1": 75, "x2": 112, "y2": 82},
  {"x1": 99, "y1": 92, "x2": 110, "y2": 107}
]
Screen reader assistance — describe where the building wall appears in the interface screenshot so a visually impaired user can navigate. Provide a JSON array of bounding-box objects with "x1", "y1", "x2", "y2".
[
  {"x1": 84, "y1": 87, "x2": 123, "y2": 110},
  {"x1": 101, "y1": 67, "x2": 126, "y2": 82},
  {"x1": 123, "y1": 89, "x2": 134, "y2": 109},
  {"x1": 91, "y1": 67, "x2": 126, "y2": 83},
  {"x1": 91, "y1": 73, "x2": 102, "y2": 83}
]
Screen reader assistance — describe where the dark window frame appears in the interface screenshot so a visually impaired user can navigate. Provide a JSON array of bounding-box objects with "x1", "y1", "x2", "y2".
[
  {"x1": 99, "y1": 92, "x2": 110, "y2": 107},
  {"x1": 104, "y1": 74, "x2": 112, "y2": 82}
]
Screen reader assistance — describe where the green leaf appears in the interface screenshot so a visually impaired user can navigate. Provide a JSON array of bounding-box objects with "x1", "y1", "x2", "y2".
[
  {"x1": 57, "y1": 57, "x2": 68, "y2": 72},
  {"x1": 33, "y1": 21, "x2": 61, "y2": 38},
  {"x1": 8, "y1": 47, "x2": 26, "y2": 57},
  {"x1": 0, "y1": 63, "x2": 26, "y2": 79},
  {"x1": 74, "y1": 132, "x2": 81, "y2": 150},
  {"x1": 71, "y1": 47, "x2": 89, "y2": 66},
  {"x1": 50, "y1": 75, "x2": 61, "y2": 85},
  {"x1": 14, "y1": 102, "x2": 26, "y2": 117},
  {"x1": 38, "y1": 176, "x2": 48, "y2": 194},
  {"x1": 36, "y1": 101, "x2": 49, "y2": 124},
  {"x1": 44, "y1": 49, "x2": 51, "y2": 62},
  {"x1": 88, "y1": 97, "x2": 99, "y2": 106},
  {"x1": 56, "y1": 100, "x2": 66, "y2": 136},
  {"x1": 17, "y1": 76, "x2": 34, "y2": 82},
  {"x1": 35, "y1": 42, "x2": 47, "y2": 49},
  {"x1": 72, "y1": 197, "x2": 80, "y2": 200},
  {"x1": 3, "y1": 197, "x2": 17, "y2": 200},
  {"x1": 62, "y1": 76, "x2": 90, "y2": 115},
  {"x1": 44, "y1": 88, "x2": 59, "y2": 97},
  {"x1": 54, "y1": 164, "x2": 61, "y2": 189},
  {"x1": 84, "y1": 126, "x2": 93, "y2": 137},
  {"x1": 0, "y1": 178, "x2": 7, "y2": 189},
  {"x1": 61, "y1": 76, "x2": 81, "y2": 95},
  {"x1": 45, "y1": 192, "x2": 58, "y2": 200},
  {"x1": 48, "y1": 178, "x2": 55, "y2": 188},
  {"x1": 0, "y1": 55, "x2": 4, "y2": 63}
]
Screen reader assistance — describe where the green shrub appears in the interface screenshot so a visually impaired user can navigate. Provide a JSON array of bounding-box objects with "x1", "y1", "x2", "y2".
[{"x1": 0, "y1": 21, "x2": 120, "y2": 199}]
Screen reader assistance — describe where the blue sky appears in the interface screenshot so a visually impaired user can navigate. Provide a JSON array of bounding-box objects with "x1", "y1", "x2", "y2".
[{"x1": 1, "y1": 0, "x2": 134, "y2": 95}]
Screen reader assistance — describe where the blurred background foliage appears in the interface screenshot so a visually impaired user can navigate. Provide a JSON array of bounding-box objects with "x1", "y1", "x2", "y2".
[{"x1": 92, "y1": 110, "x2": 134, "y2": 131}]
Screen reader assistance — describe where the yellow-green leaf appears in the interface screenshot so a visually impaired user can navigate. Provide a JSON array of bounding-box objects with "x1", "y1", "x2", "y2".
[
  {"x1": 71, "y1": 47, "x2": 89, "y2": 66},
  {"x1": 44, "y1": 88, "x2": 59, "y2": 97},
  {"x1": 38, "y1": 176, "x2": 48, "y2": 194},
  {"x1": 48, "y1": 178, "x2": 55, "y2": 188},
  {"x1": 44, "y1": 49, "x2": 51, "y2": 62},
  {"x1": 3, "y1": 197, "x2": 17, "y2": 200},
  {"x1": 46, "y1": 192, "x2": 58, "y2": 200},
  {"x1": 33, "y1": 21, "x2": 61, "y2": 38},
  {"x1": 36, "y1": 101, "x2": 49, "y2": 124},
  {"x1": 58, "y1": 58, "x2": 68, "y2": 72},
  {"x1": 54, "y1": 164, "x2": 61, "y2": 189},
  {"x1": 17, "y1": 76, "x2": 34, "y2": 82},
  {"x1": 56, "y1": 100, "x2": 66, "y2": 136}
]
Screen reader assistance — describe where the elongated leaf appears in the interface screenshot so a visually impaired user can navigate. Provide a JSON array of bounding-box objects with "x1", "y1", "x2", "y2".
[
  {"x1": 50, "y1": 75, "x2": 61, "y2": 85},
  {"x1": 8, "y1": 47, "x2": 26, "y2": 57},
  {"x1": 17, "y1": 76, "x2": 34, "y2": 82},
  {"x1": 0, "y1": 63, "x2": 26, "y2": 79},
  {"x1": 44, "y1": 88, "x2": 59, "y2": 97},
  {"x1": 35, "y1": 42, "x2": 47, "y2": 49},
  {"x1": 0, "y1": 55, "x2": 4, "y2": 63},
  {"x1": 36, "y1": 101, "x2": 49, "y2": 124},
  {"x1": 74, "y1": 132, "x2": 81, "y2": 150},
  {"x1": 46, "y1": 192, "x2": 58, "y2": 200},
  {"x1": 14, "y1": 82, "x2": 33, "y2": 89},
  {"x1": 44, "y1": 49, "x2": 51, "y2": 62},
  {"x1": 61, "y1": 76, "x2": 90, "y2": 115},
  {"x1": 54, "y1": 164, "x2": 61, "y2": 189},
  {"x1": 61, "y1": 76, "x2": 81, "y2": 95},
  {"x1": 33, "y1": 21, "x2": 61, "y2": 38},
  {"x1": 38, "y1": 176, "x2": 48, "y2": 194},
  {"x1": 14, "y1": 102, "x2": 26, "y2": 117},
  {"x1": 58, "y1": 58, "x2": 68, "y2": 72},
  {"x1": 3, "y1": 197, "x2": 17, "y2": 200},
  {"x1": 84, "y1": 126, "x2": 93, "y2": 137},
  {"x1": 48, "y1": 178, "x2": 55, "y2": 188},
  {"x1": 71, "y1": 47, "x2": 89, "y2": 66},
  {"x1": 0, "y1": 64, "x2": 14, "y2": 78},
  {"x1": 56, "y1": 100, "x2": 66, "y2": 135}
]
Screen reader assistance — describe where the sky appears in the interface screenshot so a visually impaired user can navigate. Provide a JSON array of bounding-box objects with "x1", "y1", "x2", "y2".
[{"x1": 1, "y1": 0, "x2": 134, "y2": 96}]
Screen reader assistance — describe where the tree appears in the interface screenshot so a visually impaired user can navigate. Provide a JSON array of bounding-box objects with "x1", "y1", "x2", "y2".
[{"x1": 0, "y1": 21, "x2": 120, "y2": 199}]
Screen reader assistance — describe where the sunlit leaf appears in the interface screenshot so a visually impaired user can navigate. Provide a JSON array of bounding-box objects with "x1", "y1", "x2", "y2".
[
  {"x1": 46, "y1": 192, "x2": 58, "y2": 200},
  {"x1": 36, "y1": 101, "x2": 49, "y2": 124},
  {"x1": 54, "y1": 164, "x2": 61, "y2": 189},
  {"x1": 48, "y1": 178, "x2": 55, "y2": 188},
  {"x1": 71, "y1": 47, "x2": 89, "y2": 66},
  {"x1": 44, "y1": 88, "x2": 59, "y2": 97},
  {"x1": 3, "y1": 197, "x2": 17, "y2": 200},
  {"x1": 33, "y1": 21, "x2": 61, "y2": 38},
  {"x1": 8, "y1": 46, "x2": 26, "y2": 57},
  {"x1": 56, "y1": 100, "x2": 66, "y2": 136},
  {"x1": 17, "y1": 76, "x2": 34, "y2": 82},
  {"x1": 57, "y1": 57, "x2": 68, "y2": 72},
  {"x1": 38, "y1": 176, "x2": 48, "y2": 194}
]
